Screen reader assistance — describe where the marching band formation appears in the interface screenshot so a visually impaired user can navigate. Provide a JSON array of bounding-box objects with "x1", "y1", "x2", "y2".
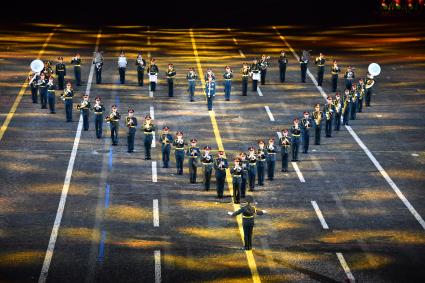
[{"x1": 27, "y1": 50, "x2": 379, "y2": 205}]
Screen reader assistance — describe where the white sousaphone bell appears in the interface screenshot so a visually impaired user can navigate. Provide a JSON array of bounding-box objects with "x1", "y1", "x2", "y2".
[
  {"x1": 30, "y1": 59, "x2": 44, "y2": 73},
  {"x1": 368, "y1": 63, "x2": 381, "y2": 77}
]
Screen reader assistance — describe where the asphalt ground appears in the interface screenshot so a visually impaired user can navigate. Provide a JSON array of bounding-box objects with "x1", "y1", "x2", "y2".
[{"x1": 0, "y1": 22, "x2": 425, "y2": 283}]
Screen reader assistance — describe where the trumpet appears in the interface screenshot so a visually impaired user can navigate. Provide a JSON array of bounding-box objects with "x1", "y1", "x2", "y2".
[
  {"x1": 126, "y1": 117, "x2": 134, "y2": 127},
  {"x1": 77, "y1": 100, "x2": 89, "y2": 110},
  {"x1": 105, "y1": 112, "x2": 115, "y2": 123}
]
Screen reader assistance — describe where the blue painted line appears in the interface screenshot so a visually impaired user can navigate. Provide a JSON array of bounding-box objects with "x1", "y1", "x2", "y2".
[
  {"x1": 105, "y1": 183, "x2": 110, "y2": 208},
  {"x1": 108, "y1": 148, "x2": 113, "y2": 170},
  {"x1": 115, "y1": 95, "x2": 120, "y2": 106},
  {"x1": 98, "y1": 230, "x2": 106, "y2": 262}
]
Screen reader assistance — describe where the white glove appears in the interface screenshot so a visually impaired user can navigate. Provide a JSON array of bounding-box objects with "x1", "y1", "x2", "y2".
[
  {"x1": 262, "y1": 210, "x2": 267, "y2": 214},
  {"x1": 227, "y1": 211, "x2": 233, "y2": 216}
]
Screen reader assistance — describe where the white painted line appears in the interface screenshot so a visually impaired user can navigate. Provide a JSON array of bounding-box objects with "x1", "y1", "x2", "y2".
[
  {"x1": 152, "y1": 131, "x2": 156, "y2": 148},
  {"x1": 264, "y1": 106, "x2": 275, "y2": 121},
  {"x1": 311, "y1": 201, "x2": 329, "y2": 229},
  {"x1": 150, "y1": 106, "x2": 155, "y2": 120},
  {"x1": 411, "y1": 153, "x2": 419, "y2": 157},
  {"x1": 376, "y1": 114, "x2": 383, "y2": 118},
  {"x1": 291, "y1": 162, "x2": 305, "y2": 183},
  {"x1": 346, "y1": 125, "x2": 425, "y2": 230},
  {"x1": 336, "y1": 252, "x2": 355, "y2": 283},
  {"x1": 238, "y1": 49, "x2": 245, "y2": 58},
  {"x1": 154, "y1": 250, "x2": 162, "y2": 283},
  {"x1": 38, "y1": 30, "x2": 102, "y2": 283},
  {"x1": 274, "y1": 26, "x2": 425, "y2": 231},
  {"x1": 257, "y1": 86, "x2": 263, "y2": 97},
  {"x1": 152, "y1": 161, "x2": 157, "y2": 183},
  {"x1": 149, "y1": 84, "x2": 153, "y2": 97},
  {"x1": 276, "y1": 131, "x2": 282, "y2": 139},
  {"x1": 153, "y1": 199, "x2": 159, "y2": 227}
]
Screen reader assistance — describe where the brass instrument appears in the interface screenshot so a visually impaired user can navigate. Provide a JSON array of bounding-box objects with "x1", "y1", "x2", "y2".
[
  {"x1": 105, "y1": 112, "x2": 115, "y2": 123},
  {"x1": 161, "y1": 134, "x2": 170, "y2": 144},
  {"x1": 342, "y1": 100, "x2": 349, "y2": 114},
  {"x1": 61, "y1": 88, "x2": 71, "y2": 101},
  {"x1": 281, "y1": 137, "x2": 290, "y2": 147},
  {"x1": 77, "y1": 100, "x2": 88, "y2": 110},
  {"x1": 126, "y1": 117, "x2": 134, "y2": 127},
  {"x1": 365, "y1": 79, "x2": 375, "y2": 89},
  {"x1": 314, "y1": 111, "x2": 322, "y2": 125}
]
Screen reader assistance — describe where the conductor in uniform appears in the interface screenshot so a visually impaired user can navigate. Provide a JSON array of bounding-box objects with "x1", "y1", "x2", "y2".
[{"x1": 228, "y1": 195, "x2": 266, "y2": 250}]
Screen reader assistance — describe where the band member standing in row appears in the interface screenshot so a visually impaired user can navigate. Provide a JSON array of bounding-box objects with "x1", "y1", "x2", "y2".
[
  {"x1": 93, "y1": 51, "x2": 104, "y2": 84},
  {"x1": 301, "y1": 111, "x2": 313, "y2": 154},
  {"x1": 173, "y1": 131, "x2": 186, "y2": 175},
  {"x1": 186, "y1": 139, "x2": 200, "y2": 184},
  {"x1": 344, "y1": 66, "x2": 355, "y2": 90},
  {"x1": 143, "y1": 115, "x2": 155, "y2": 160},
  {"x1": 43, "y1": 61, "x2": 53, "y2": 78},
  {"x1": 202, "y1": 145, "x2": 214, "y2": 191},
  {"x1": 205, "y1": 76, "x2": 216, "y2": 111},
  {"x1": 266, "y1": 138, "x2": 276, "y2": 181},
  {"x1": 259, "y1": 54, "x2": 270, "y2": 85},
  {"x1": 231, "y1": 158, "x2": 243, "y2": 204},
  {"x1": 186, "y1": 67, "x2": 198, "y2": 102},
  {"x1": 241, "y1": 63, "x2": 250, "y2": 96},
  {"x1": 247, "y1": 147, "x2": 256, "y2": 191},
  {"x1": 28, "y1": 72, "x2": 39, "y2": 103},
  {"x1": 71, "y1": 53, "x2": 82, "y2": 86},
  {"x1": 312, "y1": 104, "x2": 323, "y2": 145},
  {"x1": 47, "y1": 76, "x2": 56, "y2": 114},
  {"x1": 315, "y1": 52, "x2": 326, "y2": 86},
  {"x1": 92, "y1": 97, "x2": 105, "y2": 139},
  {"x1": 38, "y1": 73, "x2": 48, "y2": 109},
  {"x1": 223, "y1": 66, "x2": 233, "y2": 101},
  {"x1": 256, "y1": 140, "x2": 266, "y2": 186},
  {"x1": 214, "y1": 151, "x2": 228, "y2": 199},
  {"x1": 365, "y1": 73, "x2": 374, "y2": 107},
  {"x1": 331, "y1": 60, "x2": 340, "y2": 92},
  {"x1": 278, "y1": 50, "x2": 288, "y2": 82},
  {"x1": 166, "y1": 63, "x2": 176, "y2": 97},
  {"x1": 324, "y1": 96, "x2": 335, "y2": 137},
  {"x1": 290, "y1": 118, "x2": 301, "y2": 161},
  {"x1": 333, "y1": 93, "x2": 342, "y2": 131},
  {"x1": 61, "y1": 82, "x2": 74, "y2": 122},
  {"x1": 239, "y1": 152, "x2": 249, "y2": 198},
  {"x1": 342, "y1": 90, "x2": 351, "y2": 126},
  {"x1": 126, "y1": 109, "x2": 137, "y2": 153},
  {"x1": 148, "y1": 59, "x2": 159, "y2": 91},
  {"x1": 250, "y1": 59, "x2": 260, "y2": 91},
  {"x1": 160, "y1": 126, "x2": 173, "y2": 168},
  {"x1": 55, "y1": 57, "x2": 66, "y2": 90},
  {"x1": 106, "y1": 105, "x2": 120, "y2": 146},
  {"x1": 136, "y1": 52, "x2": 146, "y2": 86},
  {"x1": 78, "y1": 94, "x2": 91, "y2": 131},
  {"x1": 350, "y1": 83, "x2": 358, "y2": 120},
  {"x1": 279, "y1": 129, "x2": 291, "y2": 172},
  {"x1": 118, "y1": 51, "x2": 127, "y2": 84},
  {"x1": 300, "y1": 50, "x2": 310, "y2": 83},
  {"x1": 357, "y1": 78, "x2": 365, "y2": 112}
]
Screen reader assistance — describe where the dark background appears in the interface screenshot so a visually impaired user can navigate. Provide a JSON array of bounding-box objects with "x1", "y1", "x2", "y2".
[{"x1": 2, "y1": 0, "x2": 423, "y2": 26}]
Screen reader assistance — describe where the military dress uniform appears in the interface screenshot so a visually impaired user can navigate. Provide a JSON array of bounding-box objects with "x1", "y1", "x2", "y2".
[
  {"x1": 231, "y1": 159, "x2": 243, "y2": 204},
  {"x1": 241, "y1": 64, "x2": 250, "y2": 96},
  {"x1": 324, "y1": 98, "x2": 335, "y2": 137},
  {"x1": 186, "y1": 139, "x2": 201, "y2": 184},
  {"x1": 118, "y1": 53, "x2": 127, "y2": 84},
  {"x1": 201, "y1": 146, "x2": 214, "y2": 191},
  {"x1": 93, "y1": 53, "x2": 104, "y2": 84},
  {"x1": 230, "y1": 196, "x2": 264, "y2": 250},
  {"x1": 105, "y1": 106, "x2": 120, "y2": 146},
  {"x1": 204, "y1": 69, "x2": 215, "y2": 81},
  {"x1": 186, "y1": 69, "x2": 198, "y2": 102},
  {"x1": 46, "y1": 78, "x2": 56, "y2": 114},
  {"x1": 92, "y1": 98, "x2": 105, "y2": 139},
  {"x1": 143, "y1": 115, "x2": 155, "y2": 159},
  {"x1": 247, "y1": 147, "x2": 257, "y2": 191},
  {"x1": 61, "y1": 84, "x2": 74, "y2": 122},
  {"x1": 312, "y1": 106, "x2": 323, "y2": 145},
  {"x1": 223, "y1": 67, "x2": 233, "y2": 101},
  {"x1": 55, "y1": 58, "x2": 66, "y2": 90},
  {"x1": 342, "y1": 92, "x2": 351, "y2": 126},
  {"x1": 344, "y1": 67, "x2": 355, "y2": 91},
  {"x1": 214, "y1": 152, "x2": 228, "y2": 198},
  {"x1": 331, "y1": 61, "x2": 340, "y2": 92},
  {"x1": 278, "y1": 51, "x2": 288, "y2": 82},
  {"x1": 265, "y1": 139, "x2": 277, "y2": 180},
  {"x1": 205, "y1": 78, "x2": 216, "y2": 111},
  {"x1": 279, "y1": 130, "x2": 291, "y2": 172},
  {"x1": 239, "y1": 153, "x2": 249, "y2": 198},
  {"x1": 365, "y1": 74, "x2": 374, "y2": 107},
  {"x1": 160, "y1": 127, "x2": 173, "y2": 168},
  {"x1": 166, "y1": 64, "x2": 176, "y2": 97},
  {"x1": 78, "y1": 95, "x2": 91, "y2": 131},
  {"x1": 301, "y1": 113, "x2": 313, "y2": 153},
  {"x1": 38, "y1": 75, "x2": 48, "y2": 109},
  {"x1": 256, "y1": 141, "x2": 266, "y2": 186},
  {"x1": 136, "y1": 54, "x2": 146, "y2": 86},
  {"x1": 126, "y1": 110, "x2": 137, "y2": 153},
  {"x1": 333, "y1": 94, "x2": 342, "y2": 131},
  {"x1": 315, "y1": 54, "x2": 326, "y2": 86},
  {"x1": 173, "y1": 132, "x2": 186, "y2": 175},
  {"x1": 250, "y1": 61, "x2": 260, "y2": 91},
  {"x1": 300, "y1": 51, "x2": 309, "y2": 83},
  {"x1": 349, "y1": 85, "x2": 358, "y2": 120},
  {"x1": 357, "y1": 79, "x2": 366, "y2": 112},
  {"x1": 148, "y1": 61, "x2": 159, "y2": 91},
  {"x1": 290, "y1": 121, "x2": 301, "y2": 161},
  {"x1": 71, "y1": 55, "x2": 82, "y2": 86},
  {"x1": 259, "y1": 56, "x2": 269, "y2": 85},
  {"x1": 29, "y1": 73, "x2": 39, "y2": 103}
]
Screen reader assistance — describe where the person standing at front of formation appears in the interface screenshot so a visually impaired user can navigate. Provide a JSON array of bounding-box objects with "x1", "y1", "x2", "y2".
[
  {"x1": 118, "y1": 51, "x2": 127, "y2": 84},
  {"x1": 205, "y1": 76, "x2": 216, "y2": 111},
  {"x1": 278, "y1": 50, "x2": 288, "y2": 83},
  {"x1": 71, "y1": 53, "x2": 82, "y2": 86},
  {"x1": 186, "y1": 67, "x2": 198, "y2": 102},
  {"x1": 136, "y1": 51, "x2": 146, "y2": 86},
  {"x1": 223, "y1": 66, "x2": 233, "y2": 101}
]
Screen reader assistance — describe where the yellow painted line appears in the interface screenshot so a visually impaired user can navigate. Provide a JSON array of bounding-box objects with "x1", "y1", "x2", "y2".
[
  {"x1": 189, "y1": 28, "x2": 261, "y2": 283},
  {"x1": 0, "y1": 24, "x2": 61, "y2": 142}
]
